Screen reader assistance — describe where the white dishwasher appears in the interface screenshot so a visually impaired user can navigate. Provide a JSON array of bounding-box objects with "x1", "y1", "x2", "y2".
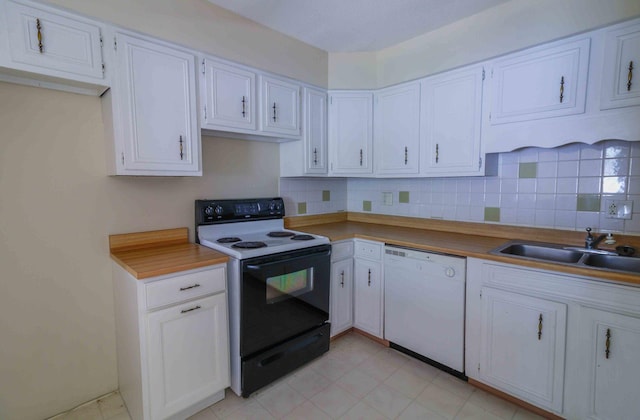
[{"x1": 384, "y1": 245, "x2": 466, "y2": 375}]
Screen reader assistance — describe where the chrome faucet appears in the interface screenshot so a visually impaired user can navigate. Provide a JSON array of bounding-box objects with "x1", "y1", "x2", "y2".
[{"x1": 585, "y1": 227, "x2": 608, "y2": 249}]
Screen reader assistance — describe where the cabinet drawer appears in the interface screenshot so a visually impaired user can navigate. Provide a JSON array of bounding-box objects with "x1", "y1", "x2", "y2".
[
  {"x1": 332, "y1": 241, "x2": 354, "y2": 261},
  {"x1": 145, "y1": 265, "x2": 225, "y2": 310},
  {"x1": 354, "y1": 240, "x2": 382, "y2": 260}
]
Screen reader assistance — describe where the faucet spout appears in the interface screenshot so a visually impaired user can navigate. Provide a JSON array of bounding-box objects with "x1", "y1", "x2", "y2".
[{"x1": 585, "y1": 227, "x2": 608, "y2": 249}]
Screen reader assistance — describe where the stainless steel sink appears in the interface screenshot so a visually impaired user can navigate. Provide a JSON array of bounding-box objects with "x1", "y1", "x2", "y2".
[
  {"x1": 495, "y1": 243, "x2": 583, "y2": 263},
  {"x1": 582, "y1": 254, "x2": 640, "y2": 273},
  {"x1": 492, "y1": 241, "x2": 640, "y2": 275}
]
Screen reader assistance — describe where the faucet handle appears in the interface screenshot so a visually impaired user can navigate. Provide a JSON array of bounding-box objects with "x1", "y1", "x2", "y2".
[{"x1": 586, "y1": 227, "x2": 593, "y2": 238}]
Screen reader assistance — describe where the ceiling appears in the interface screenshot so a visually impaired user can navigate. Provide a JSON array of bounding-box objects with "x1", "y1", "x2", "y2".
[{"x1": 206, "y1": 0, "x2": 510, "y2": 52}]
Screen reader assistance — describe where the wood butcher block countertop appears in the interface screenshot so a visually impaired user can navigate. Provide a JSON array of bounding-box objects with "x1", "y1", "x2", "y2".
[
  {"x1": 285, "y1": 212, "x2": 640, "y2": 286},
  {"x1": 109, "y1": 228, "x2": 228, "y2": 279}
]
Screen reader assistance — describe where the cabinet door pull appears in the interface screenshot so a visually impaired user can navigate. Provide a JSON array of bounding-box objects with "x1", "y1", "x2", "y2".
[
  {"x1": 181, "y1": 305, "x2": 201, "y2": 314},
  {"x1": 242, "y1": 96, "x2": 246, "y2": 117},
  {"x1": 179, "y1": 135, "x2": 184, "y2": 160},
  {"x1": 359, "y1": 149, "x2": 363, "y2": 166},
  {"x1": 538, "y1": 314, "x2": 543, "y2": 340},
  {"x1": 605, "y1": 328, "x2": 611, "y2": 359},
  {"x1": 272, "y1": 102, "x2": 277, "y2": 122},
  {"x1": 559, "y1": 76, "x2": 565, "y2": 103},
  {"x1": 404, "y1": 146, "x2": 408, "y2": 165},
  {"x1": 36, "y1": 18, "x2": 44, "y2": 53},
  {"x1": 340, "y1": 270, "x2": 345, "y2": 287},
  {"x1": 435, "y1": 143, "x2": 439, "y2": 163},
  {"x1": 179, "y1": 283, "x2": 201, "y2": 291},
  {"x1": 313, "y1": 148, "x2": 318, "y2": 165},
  {"x1": 628, "y1": 61, "x2": 634, "y2": 92},
  {"x1": 367, "y1": 269, "x2": 371, "y2": 286}
]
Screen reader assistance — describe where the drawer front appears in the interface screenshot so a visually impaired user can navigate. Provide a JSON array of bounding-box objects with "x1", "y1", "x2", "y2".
[
  {"x1": 354, "y1": 240, "x2": 382, "y2": 260},
  {"x1": 145, "y1": 265, "x2": 226, "y2": 310},
  {"x1": 332, "y1": 241, "x2": 354, "y2": 261}
]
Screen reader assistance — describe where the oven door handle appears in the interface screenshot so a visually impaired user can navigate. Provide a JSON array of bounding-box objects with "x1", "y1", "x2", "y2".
[{"x1": 245, "y1": 250, "x2": 331, "y2": 271}]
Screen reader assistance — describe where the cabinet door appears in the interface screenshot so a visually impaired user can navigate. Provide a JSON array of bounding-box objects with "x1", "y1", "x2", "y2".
[
  {"x1": 479, "y1": 287, "x2": 566, "y2": 413},
  {"x1": 330, "y1": 258, "x2": 353, "y2": 337},
  {"x1": 147, "y1": 293, "x2": 229, "y2": 420},
  {"x1": 260, "y1": 75, "x2": 301, "y2": 137},
  {"x1": 423, "y1": 66, "x2": 484, "y2": 175},
  {"x1": 600, "y1": 21, "x2": 640, "y2": 109},
  {"x1": 353, "y1": 259, "x2": 383, "y2": 337},
  {"x1": 202, "y1": 59, "x2": 256, "y2": 131},
  {"x1": 5, "y1": 0, "x2": 104, "y2": 79},
  {"x1": 329, "y1": 92, "x2": 373, "y2": 174},
  {"x1": 578, "y1": 307, "x2": 640, "y2": 420},
  {"x1": 491, "y1": 38, "x2": 590, "y2": 124},
  {"x1": 374, "y1": 83, "x2": 420, "y2": 175},
  {"x1": 115, "y1": 33, "x2": 200, "y2": 175},
  {"x1": 304, "y1": 87, "x2": 328, "y2": 174}
]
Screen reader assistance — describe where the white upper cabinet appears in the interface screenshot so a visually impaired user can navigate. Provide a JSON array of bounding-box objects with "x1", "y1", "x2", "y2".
[
  {"x1": 107, "y1": 32, "x2": 201, "y2": 176},
  {"x1": 600, "y1": 20, "x2": 640, "y2": 109},
  {"x1": 490, "y1": 37, "x2": 590, "y2": 125},
  {"x1": 260, "y1": 75, "x2": 301, "y2": 138},
  {"x1": 0, "y1": 0, "x2": 106, "y2": 93},
  {"x1": 329, "y1": 91, "x2": 374, "y2": 175},
  {"x1": 374, "y1": 82, "x2": 420, "y2": 175},
  {"x1": 422, "y1": 65, "x2": 484, "y2": 176},
  {"x1": 201, "y1": 58, "x2": 256, "y2": 131}
]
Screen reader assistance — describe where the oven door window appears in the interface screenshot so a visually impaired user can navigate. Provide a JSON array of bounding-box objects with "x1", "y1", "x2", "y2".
[
  {"x1": 266, "y1": 268, "x2": 313, "y2": 303},
  {"x1": 240, "y1": 246, "x2": 330, "y2": 358}
]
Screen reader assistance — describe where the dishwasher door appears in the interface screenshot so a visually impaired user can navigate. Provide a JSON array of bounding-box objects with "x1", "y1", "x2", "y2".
[{"x1": 384, "y1": 246, "x2": 466, "y2": 373}]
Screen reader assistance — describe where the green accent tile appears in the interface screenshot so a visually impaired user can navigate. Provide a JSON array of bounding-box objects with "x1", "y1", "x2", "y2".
[
  {"x1": 399, "y1": 191, "x2": 410, "y2": 203},
  {"x1": 577, "y1": 194, "x2": 601, "y2": 212},
  {"x1": 484, "y1": 207, "x2": 501, "y2": 222},
  {"x1": 363, "y1": 200, "x2": 372, "y2": 212},
  {"x1": 297, "y1": 202, "x2": 307, "y2": 214},
  {"x1": 322, "y1": 190, "x2": 331, "y2": 201},
  {"x1": 519, "y1": 162, "x2": 537, "y2": 178}
]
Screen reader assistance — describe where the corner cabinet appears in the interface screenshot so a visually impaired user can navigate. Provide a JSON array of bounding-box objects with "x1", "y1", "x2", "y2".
[
  {"x1": 353, "y1": 240, "x2": 384, "y2": 338},
  {"x1": 260, "y1": 75, "x2": 301, "y2": 138},
  {"x1": 374, "y1": 83, "x2": 421, "y2": 175},
  {"x1": 112, "y1": 263, "x2": 230, "y2": 420},
  {"x1": 422, "y1": 65, "x2": 484, "y2": 176},
  {"x1": 329, "y1": 240, "x2": 354, "y2": 337},
  {"x1": 201, "y1": 58, "x2": 256, "y2": 132},
  {"x1": 104, "y1": 32, "x2": 201, "y2": 176},
  {"x1": 329, "y1": 91, "x2": 374, "y2": 175},
  {"x1": 600, "y1": 20, "x2": 640, "y2": 110},
  {"x1": 489, "y1": 37, "x2": 590, "y2": 124}
]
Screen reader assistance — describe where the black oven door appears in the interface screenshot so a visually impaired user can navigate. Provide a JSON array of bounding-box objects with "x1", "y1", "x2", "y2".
[{"x1": 240, "y1": 244, "x2": 331, "y2": 358}]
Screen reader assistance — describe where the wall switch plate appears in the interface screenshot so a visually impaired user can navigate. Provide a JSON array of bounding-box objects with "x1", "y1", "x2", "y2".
[
  {"x1": 605, "y1": 199, "x2": 633, "y2": 219},
  {"x1": 382, "y1": 192, "x2": 393, "y2": 206}
]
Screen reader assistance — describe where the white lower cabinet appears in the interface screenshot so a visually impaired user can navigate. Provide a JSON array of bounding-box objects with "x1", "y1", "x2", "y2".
[
  {"x1": 113, "y1": 263, "x2": 229, "y2": 420},
  {"x1": 479, "y1": 287, "x2": 566, "y2": 413},
  {"x1": 353, "y1": 240, "x2": 384, "y2": 338},
  {"x1": 467, "y1": 258, "x2": 640, "y2": 419},
  {"x1": 330, "y1": 241, "x2": 354, "y2": 337}
]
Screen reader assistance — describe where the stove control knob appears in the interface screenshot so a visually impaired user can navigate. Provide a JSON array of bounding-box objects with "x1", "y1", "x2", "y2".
[
  {"x1": 204, "y1": 206, "x2": 214, "y2": 216},
  {"x1": 269, "y1": 200, "x2": 283, "y2": 212},
  {"x1": 214, "y1": 205, "x2": 224, "y2": 216}
]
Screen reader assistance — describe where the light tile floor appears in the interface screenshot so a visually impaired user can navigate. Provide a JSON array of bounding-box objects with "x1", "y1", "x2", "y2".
[{"x1": 50, "y1": 332, "x2": 546, "y2": 420}]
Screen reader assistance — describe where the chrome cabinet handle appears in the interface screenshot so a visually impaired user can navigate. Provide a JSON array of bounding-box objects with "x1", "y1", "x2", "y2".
[
  {"x1": 404, "y1": 146, "x2": 408, "y2": 165},
  {"x1": 560, "y1": 76, "x2": 565, "y2": 103},
  {"x1": 179, "y1": 283, "x2": 200, "y2": 291},
  {"x1": 628, "y1": 61, "x2": 634, "y2": 92},
  {"x1": 272, "y1": 102, "x2": 277, "y2": 122},
  {"x1": 242, "y1": 96, "x2": 246, "y2": 117},
  {"x1": 36, "y1": 18, "x2": 43, "y2": 53},
  {"x1": 181, "y1": 305, "x2": 201, "y2": 314},
  {"x1": 605, "y1": 328, "x2": 611, "y2": 359},
  {"x1": 313, "y1": 148, "x2": 318, "y2": 165},
  {"x1": 340, "y1": 270, "x2": 344, "y2": 288},
  {"x1": 367, "y1": 269, "x2": 371, "y2": 286},
  {"x1": 538, "y1": 314, "x2": 543, "y2": 340},
  {"x1": 359, "y1": 149, "x2": 363, "y2": 166},
  {"x1": 179, "y1": 135, "x2": 184, "y2": 160}
]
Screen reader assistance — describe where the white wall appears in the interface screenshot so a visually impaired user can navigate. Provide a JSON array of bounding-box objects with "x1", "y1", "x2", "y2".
[{"x1": 329, "y1": 0, "x2": 640, "y2": 89}]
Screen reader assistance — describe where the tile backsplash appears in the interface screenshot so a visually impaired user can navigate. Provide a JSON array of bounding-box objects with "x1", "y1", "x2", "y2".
[{"x1": 279, "y1": 140, "x2": 640, "y2": 234}]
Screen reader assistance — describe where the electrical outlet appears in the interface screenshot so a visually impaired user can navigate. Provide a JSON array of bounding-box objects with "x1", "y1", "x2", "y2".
[
  {"x1": 382, "y1": 192, "x2": 393, "y2": 206},
  {"x1": 605, "y1": 199, "x2": 633, "y2": 219}
]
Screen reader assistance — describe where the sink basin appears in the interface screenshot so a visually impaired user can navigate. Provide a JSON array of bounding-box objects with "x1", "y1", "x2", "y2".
[
  {"x1": 582, "y1": 254, "x2": 640, "y2": 273},
  {"x1": 496, "y1": 243, "x2": 584, "y2": 263}
]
